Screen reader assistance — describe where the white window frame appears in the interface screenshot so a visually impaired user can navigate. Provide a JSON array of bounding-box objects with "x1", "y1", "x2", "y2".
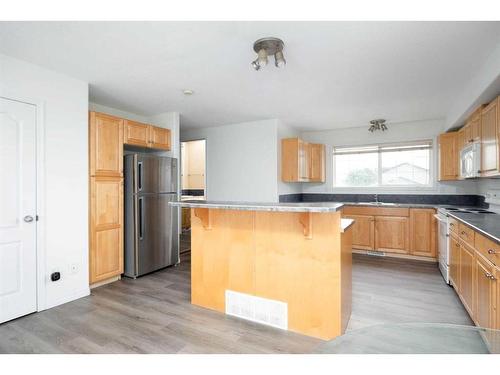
[{"x1": 332, "y1": 139, "x2": 434, "y2": 191}]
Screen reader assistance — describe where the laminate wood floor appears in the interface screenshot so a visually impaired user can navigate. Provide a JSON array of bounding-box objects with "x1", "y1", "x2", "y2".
[{"x1": 0, "y1": 253, "x2": 472, "y2": 354}]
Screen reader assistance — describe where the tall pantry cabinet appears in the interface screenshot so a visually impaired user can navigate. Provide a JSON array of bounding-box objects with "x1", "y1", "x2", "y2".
[{"x1": 89, "y1": 112, "x2": 124, "y2": 285}]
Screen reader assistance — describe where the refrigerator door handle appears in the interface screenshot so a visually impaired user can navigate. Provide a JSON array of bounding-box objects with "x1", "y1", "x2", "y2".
[
  {"x1": 138, "y1": 161, "x2": 143, "y2": 192},
  {"x1": 138, "y1": 196, "x2": 144, "y2": 240}
]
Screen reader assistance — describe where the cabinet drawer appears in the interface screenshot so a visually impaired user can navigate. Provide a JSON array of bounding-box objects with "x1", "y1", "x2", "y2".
[
  {"x1": 459, "y1": 223, "x2": 475, "y2": 247},
  {"x1": 449, "y1": 217, "x2": 459, "y2": 235},
  {"x1": 476, "y1": 233, "x2": 500, "y2": 266},
  {"x1": 342, "y1": 206, "x2": 409, "y2": 217}
]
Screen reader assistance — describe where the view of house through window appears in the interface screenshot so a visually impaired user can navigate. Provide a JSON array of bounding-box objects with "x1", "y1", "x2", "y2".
[{"x1": 333, "y1": 141, "x2": 432, "y2": 187}]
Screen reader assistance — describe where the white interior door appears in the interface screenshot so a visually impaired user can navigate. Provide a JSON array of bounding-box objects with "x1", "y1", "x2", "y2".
[{"x1": 0, "y1": 97, "x2": 37, "y2": 324}]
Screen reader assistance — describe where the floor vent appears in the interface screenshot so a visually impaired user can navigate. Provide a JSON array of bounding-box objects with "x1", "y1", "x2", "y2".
[
  {"x1": 225, "y1": 290, "x2": 288, "y2": 330},
  {"x1": 367, "y1": 250, "x2": 386, "y2": 257}
]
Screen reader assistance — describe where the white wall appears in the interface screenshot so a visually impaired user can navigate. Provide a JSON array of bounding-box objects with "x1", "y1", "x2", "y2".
[
  {"x1": 181, "y1": 119, "x2": 281, "y2": 202},
  {"x1": 0, "y1": 53, "x2": 90, "y2": 309},
  {"x1": 446, "y1": 43, "x2": 500, "y2": 130},
  {"x1": 300, "y1": 119, "x2": 479, "y2": 195}
]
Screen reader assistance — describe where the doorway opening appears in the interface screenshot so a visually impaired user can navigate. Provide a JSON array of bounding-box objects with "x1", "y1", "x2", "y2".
[{"x1": 180, "y1": 139, "x2": 206, "y2": 254}]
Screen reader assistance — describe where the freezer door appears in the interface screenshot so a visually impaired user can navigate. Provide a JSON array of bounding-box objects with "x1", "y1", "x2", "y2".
[
  {"x1": 159, "y1": 157, "x2": 178, "y2": 193},
  {"x1": 136, "y1": 154, "x2": 159, "y2": 194},
  {"x1": 137, "y1": 193, "x2": 179, "y2": 276}
]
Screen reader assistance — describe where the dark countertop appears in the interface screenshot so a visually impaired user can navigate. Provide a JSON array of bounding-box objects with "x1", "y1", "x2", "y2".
[{"x1": 448, "y1": 212, "x2": 500, "y2": 244}]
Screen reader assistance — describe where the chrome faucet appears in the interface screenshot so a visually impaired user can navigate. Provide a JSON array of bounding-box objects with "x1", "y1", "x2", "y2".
[{"x1": 374, "y1": 194, "x2": 379, "y2": 203}]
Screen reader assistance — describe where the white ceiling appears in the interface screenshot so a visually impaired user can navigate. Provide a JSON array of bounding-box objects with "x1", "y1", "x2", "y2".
[{"x1": 1, "y1": 21, "x2": 499, "y2": 130}]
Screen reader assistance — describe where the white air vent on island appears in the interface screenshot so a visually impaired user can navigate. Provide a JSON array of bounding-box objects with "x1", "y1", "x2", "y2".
[{"x1": 225, "y1": 290, "x2": 288, "y2": 330}]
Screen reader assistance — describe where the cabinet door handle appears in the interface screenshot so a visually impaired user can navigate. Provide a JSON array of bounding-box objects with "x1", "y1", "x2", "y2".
[
  {"x1": 137, "y1": 161, "x2": 143, "y2": 191},
  {"x1": 138, "y1": 197, "x2": 144, "y2": 240},
  {"x1": 485, "y1": 272, "x2": 497, "y2": 281},
  {"x1": 488, "y1": 249, "x2": 498, "y2": 255}
]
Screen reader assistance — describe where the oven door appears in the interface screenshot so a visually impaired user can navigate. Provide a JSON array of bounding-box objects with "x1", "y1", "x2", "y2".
[{"x1": 434, "y1": 213, "x2": 450, "y2": 284}]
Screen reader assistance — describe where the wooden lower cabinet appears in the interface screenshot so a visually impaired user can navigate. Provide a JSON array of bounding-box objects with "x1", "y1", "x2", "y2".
[
  {"x1": 89, "y1": 176, "x2": 124, "y2": 284},
  {"x1": 474, "y1": 254, "x2": 497, "y2": 329},
  {"x1": 374, "y1": 216, "x2": 409, "y2": 254},
  {"x1": 497, "y1": 267, "x2": 500, "y2": 330},
  {"x1": 409, "y1": 208, "x2": 436, "y2": 257},
  {"x1": 343, "y1": 214, "x2": 374, "y2": 250},
  {"x1": 459, "y1": 242, "x2": 475, "y2": 316},
  {"x1": 450, "y1": 225, "x2": 500, "y2": 330},
  {"x1": 449, "y1": 234, "x2": 460, "y2": 288},
  {"x1": 344, "y1": 207, "x2": 436, "y2": 258}
]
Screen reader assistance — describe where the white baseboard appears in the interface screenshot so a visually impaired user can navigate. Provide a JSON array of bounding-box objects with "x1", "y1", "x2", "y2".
[
  {"x1": 41, "y1": 287, "x2": 91, "y2": 311},
  {"x1": 353, "y1": 248, "x2": 437, "y2": 262}
]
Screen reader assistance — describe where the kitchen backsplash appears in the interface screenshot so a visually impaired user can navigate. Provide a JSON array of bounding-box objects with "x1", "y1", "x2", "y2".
[{"x1": 279, "y1": 193, "x2": 487, "y2": 207}]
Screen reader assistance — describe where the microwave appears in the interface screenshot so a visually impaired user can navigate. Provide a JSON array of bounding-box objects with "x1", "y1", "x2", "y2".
[{"x1": 460, "y1": 142, "x2": 481, "y2": 179}]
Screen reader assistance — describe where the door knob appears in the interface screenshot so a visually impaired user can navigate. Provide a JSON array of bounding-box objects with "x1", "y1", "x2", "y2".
[{"x1": 23, "y1": 215, "x2": 34, "y2": 223}]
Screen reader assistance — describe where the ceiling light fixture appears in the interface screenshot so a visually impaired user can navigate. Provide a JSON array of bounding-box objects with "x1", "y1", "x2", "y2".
[
  {"x1": 368, "y1": 119, "x2": 388, "y2": 132},
  {"x1": 251, "y1": 37, "x2": 286, "y2": 71},
  {"x1": 183, "y1": 89, "x2": 194, "y2": 96}
]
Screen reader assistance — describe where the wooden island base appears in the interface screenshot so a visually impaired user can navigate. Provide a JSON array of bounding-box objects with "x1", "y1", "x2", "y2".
[{"x1": 190, "y1": 207, "x2": 352, "y2": 340}]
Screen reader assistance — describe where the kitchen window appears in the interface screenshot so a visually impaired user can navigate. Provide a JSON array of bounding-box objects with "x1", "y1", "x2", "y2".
[{"x1": 333, "y1": 140, "x2": 433, "y2": 188}]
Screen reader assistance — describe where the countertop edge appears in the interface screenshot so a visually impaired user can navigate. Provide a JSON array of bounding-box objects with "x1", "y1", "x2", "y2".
[
  {"x1": 170, "y1": 201, "x2": 344, "y2": 213},
  {"x1": 448, "y1": 212, "x2": 500, "y2": 244}
]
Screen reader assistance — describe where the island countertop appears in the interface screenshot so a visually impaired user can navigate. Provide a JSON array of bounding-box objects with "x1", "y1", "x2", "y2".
[{"x1": 170, "y1": 200, "x2": 344, "y2": 213}]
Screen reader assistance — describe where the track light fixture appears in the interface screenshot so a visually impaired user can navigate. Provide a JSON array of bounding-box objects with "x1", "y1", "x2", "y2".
[
  {"x1": 368, "y1": 119, "x2": 388, "y2": 132},
  {"x1": 251, "y1": 37, "x2": 286, "y2": 71}
]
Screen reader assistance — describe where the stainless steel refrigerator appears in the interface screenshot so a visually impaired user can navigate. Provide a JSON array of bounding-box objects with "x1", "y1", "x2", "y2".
[{"x1": 124, "y1": 153, "x2": 179, "y2": 278}]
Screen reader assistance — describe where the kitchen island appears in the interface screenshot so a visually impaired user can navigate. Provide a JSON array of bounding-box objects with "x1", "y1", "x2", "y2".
[{"x1": 170, "y1": 200, "x2": 354, "y2": 340}]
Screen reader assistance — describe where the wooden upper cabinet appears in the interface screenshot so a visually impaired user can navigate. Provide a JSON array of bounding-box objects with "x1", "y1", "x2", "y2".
[
  {"x1": 474, "y1": 254, "x2": 497, "y2": 329},
  {"x1": 374, "y1": 216, "x2": 409, "y2": 254},
  {"x1": 281, "y1": 138, "x2": 325, "y2": 183},
  {"x1": 449, "y1": 234, "x2": 460, "y2": 288},
  {"x1": 298, "y1": 140, "x2": 310, "y2": 181},
  {"x1": 123, "y1": 120, "x2": 150, "y2": 147},
  {"x1": 409, "y1": 208, "x2": 436, "y2": 258},
  {"x1": 457, "y1": 127, "x2": 466, "y2": 154},
  {"x1": 344, "y1": 214, "x2": 375, "y2": 250},
  {"x1": 150, "y1": 126, "x2": 171, "y2": 151},
  {"x1": 481, "y1": 97, "x2": 499, "y2": 177},
  {"x1": 89, "y1": 112, "x2": 124, "y2": 177},
  {"x1": 463, "y1": 122, "x2": 473, "y2": 144},
  {"x1": 309, "y1": 143, "x2": 325, "y2": 182},
  {"x1": 459, "y1": 242, "x2": 475, "y2": 316},
  {"x1": 438, "y1": 132, "x2": 459, "y2": 181},
  {"x1": 123, "y1": 121, "x2": 172, "y2": 151},
  {"x1": 470, "y1": 113, "x2": 482, "y2": 143}
]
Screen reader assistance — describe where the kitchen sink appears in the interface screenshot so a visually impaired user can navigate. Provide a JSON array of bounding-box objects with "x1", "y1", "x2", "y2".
[{"x1": 362, "y1": 202, "x2": 398, "y2": 206}]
